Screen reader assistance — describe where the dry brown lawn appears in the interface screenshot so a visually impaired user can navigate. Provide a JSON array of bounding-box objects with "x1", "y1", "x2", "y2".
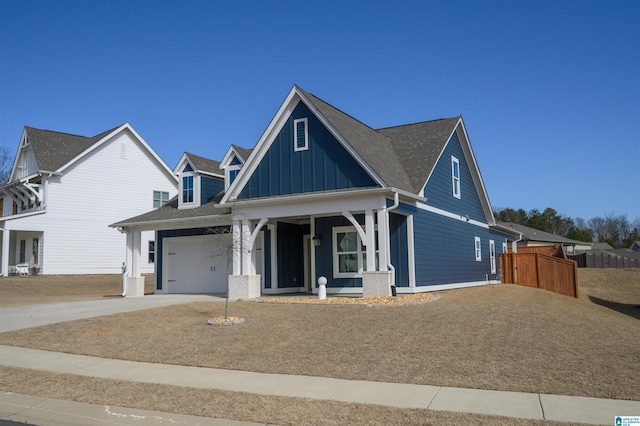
[
  {"x1": 0, "y1": 274, "x2": 155, "y2": 307},
  {"x1": 1, "y1": 268, "x2": 638, "y2": 425}
]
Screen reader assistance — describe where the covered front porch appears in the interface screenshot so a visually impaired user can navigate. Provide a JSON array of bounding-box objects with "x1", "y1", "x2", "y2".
[
  {"x1": 0, "y1": 228, "x2": 43, "y2": 276},
  {"x1": 119, "y1": 189, "x2": 415, "y2": 299}
]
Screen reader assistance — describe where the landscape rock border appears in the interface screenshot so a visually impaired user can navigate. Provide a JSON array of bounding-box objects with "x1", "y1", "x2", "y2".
[
  {"x1": 256, "y1": 293, "x2": 440, "y2": 307},
  {"x1": 207, "y1": 317, "x2": 246, "y2": 326}
]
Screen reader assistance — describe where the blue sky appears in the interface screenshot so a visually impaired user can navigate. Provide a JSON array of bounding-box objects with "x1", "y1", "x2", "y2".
[{"x1": 1, "y1": 0, "x2": 638, "y2": 222}]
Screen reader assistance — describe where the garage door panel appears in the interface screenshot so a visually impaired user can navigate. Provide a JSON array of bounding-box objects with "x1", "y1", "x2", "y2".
[{"x1": 166, "y1": 235, "x2": 230, "y2": 294}]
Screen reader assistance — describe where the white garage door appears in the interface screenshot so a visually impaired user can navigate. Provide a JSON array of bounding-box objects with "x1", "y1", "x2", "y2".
[{"x1": 165, "y1": 234, "x2": 230, "y2": 294}]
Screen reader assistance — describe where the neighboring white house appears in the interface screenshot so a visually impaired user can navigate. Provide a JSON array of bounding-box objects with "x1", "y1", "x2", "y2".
[{"x1": 0, "y1": 123, "x2": 177, "y2": 276}]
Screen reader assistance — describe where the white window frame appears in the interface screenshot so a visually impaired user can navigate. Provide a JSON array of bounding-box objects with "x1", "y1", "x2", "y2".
[
  {"x1": 294, "y1": 117, "x2": 309, "y2": 152},
  {"x1": 451, "y1": 156, "x2": 461, "y2": 199},
  {"x1": 148, "y1": 240, "x2": 155, "y2": 263},
  {"x1": 332, "y1": 226, "x2": 378, "y2": 278},
  {"x1": 502, "y1": 242, "x2": 508, "y2": 254},
  {"x1": 225, "y1": 164, "x2": 242, "y2": 190},
  {"x1": 474, "y1": 236, "x2": 481, "y2": 261},
  {"x1": 178, "y1": 172, "x2": 200, "y2": 209},
  {"x1": 153, "y1": 190, "x2": 169, "y2": 208},
  {"x1": 489, "y1": 239, "x2": 496, "y2": 273}
]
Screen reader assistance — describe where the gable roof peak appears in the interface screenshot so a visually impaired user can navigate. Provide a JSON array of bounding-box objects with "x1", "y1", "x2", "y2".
[
  {"x1": 183, "y1": 152, "x2": 223, "y2": 176},
  {"x1": 21, "y1": 124, "x2": 125, "y2": 173}
]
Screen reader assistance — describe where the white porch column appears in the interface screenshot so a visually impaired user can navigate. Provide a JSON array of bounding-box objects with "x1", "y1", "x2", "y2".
[
  {"x1": 228, "y1": 216, "x2": 262, "y2": 300},
  {"x1": 124, "y1": 229, "x2": 144, "y2": 297},
  {"x1": 232, "y1": 219, "x2": 241, "y2": 275},
  {"x1": 1, "y1": 228, "x2": 9, "y2": 277},
  {"x1": 241, "y1": 217, "x2": 251, "y2": 274},
  {"x1": 364, "y1": 209, "x2": 376, "y2": 272},
  {"x1": 376, "y1": 208, "x2": 388, "y2": 271}
]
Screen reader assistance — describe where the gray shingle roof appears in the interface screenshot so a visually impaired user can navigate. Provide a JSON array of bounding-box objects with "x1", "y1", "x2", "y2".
[
  {"x1": 110, "y1": 195, "x2": 230, "y2": 228},
  {"x1": 378, "y1": 118, "x2": 460, "y2": 194},
  {"x1": 185, "y1": 152, "x2": 223, "y2": 175},
  {"x1": 25, "y1": 125, "x2": 121, "y2": 172},
  {"x1": 497, "y1": 222, "x2": 586, "y2": 245},
  {"x1": 230, "y1": 145, "x2": 252, "y2": 162},
  {"x1": 298, "y1": 86, "x2": 459, "y2": 194}
]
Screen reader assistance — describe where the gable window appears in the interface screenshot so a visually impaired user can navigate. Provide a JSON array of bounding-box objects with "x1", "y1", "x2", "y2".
[
  {"x1": 148, "y1": 241, "x2": 155, "y2": 263},
  {"x1": 489, "y1": 239, "x2": 496, "y2": 273},
  {"x1": 451, "y1": 156, "x2": 461, "y2": 199},
  {"x1": 474, "y1": 237, "x2": 481, "y2": 261},
  {"x1": 182, "y1": 176, "x2": 194, "y2": 203},
  {"x1": 294, "y1": 118, "x2": 308, "y2": 152},
  {"x1": 226, "y1": 165, "x2": 242, "y2": 190},
  {"x1": 153, "y1": 191, "x2": 169, "y2": 208},
  {"x1": 333, "y1": 226, "x2": 378, "y2": 278}
]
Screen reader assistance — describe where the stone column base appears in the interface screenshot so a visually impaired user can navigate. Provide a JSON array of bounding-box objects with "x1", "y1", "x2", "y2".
[
  {"x1": 228, "y1": 275, "x2": 261, "y2": 300},
  {"x1": 125, "y1": 276, "x2": 145, "y2": 298},
  {"x1": 362, "y1": 271, "x2": 392, "y2": 298}
]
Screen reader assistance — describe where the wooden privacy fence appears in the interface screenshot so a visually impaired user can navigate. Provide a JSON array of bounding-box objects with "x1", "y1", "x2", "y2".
[
  {"x1": 500, "y1": 252, "x2": 579, "y2": 298},
  {"x1": 568, "y1": 252, "x2": 638, "y2": 268}
]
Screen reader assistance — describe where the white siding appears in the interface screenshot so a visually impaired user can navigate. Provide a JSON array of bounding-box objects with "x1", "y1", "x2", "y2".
[
  {"x1": 4, "y1": 128, "x2": 177, "y2": 274},
  {"x1": 13, "y1": 143, "x2": 40, "y2": 180}
]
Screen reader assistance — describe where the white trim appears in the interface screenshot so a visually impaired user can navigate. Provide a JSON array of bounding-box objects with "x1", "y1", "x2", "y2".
[
  {"x1": 489, "y1": 239, "x2": 496, "y2": 273},
  {"x1": 262, "y1": 287, "x2": 307, "y2": 295},
  {"x1": 475, "y1": 236, "x2": 482, "y2": 261},
  {"x1": 269, "y1": 223, "x2": 277, "y2": 291},
  {"x1": 225, "y1": 164, "x2": 242, "y2": 190},
  {"x1": 415, "y1": 202, "x2": 489, "y2": 229},
  {"x1": 296, "y1": 88, "x2": 387, "y2": 188},
  {"x1": 332, "y1": 225, "x2": 378, "y2": 279},
  {"x1": 221, "y1": 88, "x2": 300, "y2": 203},
  {"x1": 221, "y1": 86, "x2": 387, "y2": 204},
  {"x1": 407, "y1": 214, "x2": 416, "y2": 288},
  {"x1": 395, "y1": 280, "x2": 499, "y2": 293},
  {"x1": 57, "y1": 123, "x2": 176, "y2": 182},
  {"x1": 419, "y1": 119, "x2": 496, "y2": 225},
  {"x1": 293, "y1": 117, "x2": 308, "y2": 152},
  {"x1": 451, "y1": 155, "x2": 461, "y2": 199},
  {"x1": 421, "y1": 118, "x2": 461, "y2": 196}
]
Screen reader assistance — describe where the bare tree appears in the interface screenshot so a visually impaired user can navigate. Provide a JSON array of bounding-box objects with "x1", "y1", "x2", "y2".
[
  {"x1": 0, "y1": 146, "x2": 13, "y2": 183},
  {"x1": 203, "y1": 225, "x2": 235, "y2": 319}
]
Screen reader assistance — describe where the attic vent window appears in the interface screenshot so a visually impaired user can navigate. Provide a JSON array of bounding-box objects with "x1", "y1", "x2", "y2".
[{"x1": 294, "y1": 118, "x2": 308, "y2": 152}]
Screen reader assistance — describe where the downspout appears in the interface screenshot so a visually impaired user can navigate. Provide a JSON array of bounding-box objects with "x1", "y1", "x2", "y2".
[
  {"x1": 512, "y1": 232, "x2": 523, "y2": 284},
  {"x1": 121, "y1": 262, "x2": 127, "y2": 297},
  {"x1": 117, "y1": 227, "x2": 127, "y2": 297},
  {"x1": 387, "y1": 192, "x2": 399, "y2": 295}
]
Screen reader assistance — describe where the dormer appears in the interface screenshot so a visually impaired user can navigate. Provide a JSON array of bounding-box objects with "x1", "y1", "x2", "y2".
[
  {"x1": 220, "y1": 145, "x2": 252, "y2": 191},
  {"x1": 174, "y1": 152, "x2": 225, "y2": 210}
]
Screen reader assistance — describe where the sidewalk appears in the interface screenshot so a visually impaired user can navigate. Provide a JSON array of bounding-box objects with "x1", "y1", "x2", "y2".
[
  {"x1": 0, "y1": 390, "x2": 264, "y2": 426},
  {"x1": 1, "y1": 298, "x2": 640, "y2": 425}
]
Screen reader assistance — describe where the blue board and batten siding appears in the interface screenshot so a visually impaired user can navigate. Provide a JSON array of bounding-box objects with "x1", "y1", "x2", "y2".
[
  {"x1": 239, "y1": 101, "x2": 377, "y2": 199},
  {"x1": 425, "y1": 131, "x2": 486, "y2": 222},
  {"x1": 395, "y1": 202, "x2": 506, "y2": 286},
  {"x1": 201, "y1": 176, "x2": 224, "y2": 203},
  {"x1": 392, "y1": 129, "x2": 507, "y2": 287}
]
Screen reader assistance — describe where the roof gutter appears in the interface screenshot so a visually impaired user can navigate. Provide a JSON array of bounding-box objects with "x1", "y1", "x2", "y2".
[
  {"x1": 227, "y1": 187, "x2": 424, "y2": 208},
  {"x1": 109, "y1": 211, "x2": 231, "y2": 231}
]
